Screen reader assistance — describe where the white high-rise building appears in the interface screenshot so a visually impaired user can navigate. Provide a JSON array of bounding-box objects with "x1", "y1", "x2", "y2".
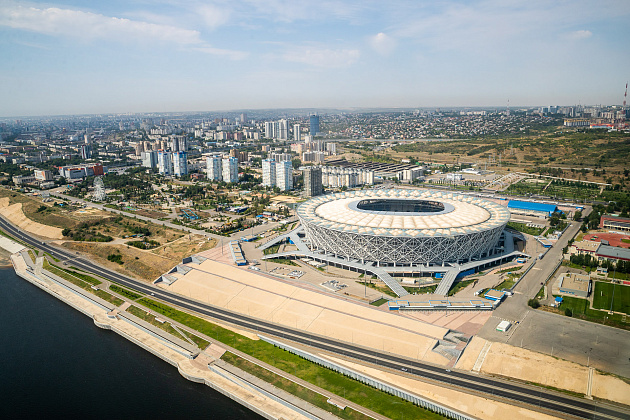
[
  {"x1": 141, "y1": 151, "x2": 158, "y2": 169},
  {"x1": 276, "y1": 160, "x2": 293, "y2": 191},
  {"x1": 172, "y1": 152, "x2": 188, "y2": 177},
  {"x1": 278, "y1": 119, "x2": 288, "y2": 140},
  {"x1": 264, "y1": 121, "x2": 274, "y2": 139},
  {"x1": 157, "y1": 150, "x2": 172, "y2": 176},
  {"x1": 206, "y1": 156, "x2": 222, "y2": 181},
  {"x1": 262, "y1": 159, "x2": 276, "y2": 187},
  {"x1": 222, "y1": 157, "x2": 238, "y2": 183},
  {"x1": 293, "y1": 124, "x2": 301, "y2": 141}
]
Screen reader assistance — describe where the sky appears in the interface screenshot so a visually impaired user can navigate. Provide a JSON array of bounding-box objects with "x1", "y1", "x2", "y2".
[{"x1": 1, "y1": 0, "x2": 629, "y2": 117}]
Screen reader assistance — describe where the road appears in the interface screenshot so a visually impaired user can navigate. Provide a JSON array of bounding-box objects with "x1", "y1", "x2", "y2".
[
  {"x1": 1, "y1": 217, "x2": 628, "y2": 420},
  {"x1": 478, "y1": 209, "x2": 630, "y2": 378}
]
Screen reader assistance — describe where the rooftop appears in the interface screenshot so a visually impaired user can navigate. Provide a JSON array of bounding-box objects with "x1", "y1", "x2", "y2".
[
  {"x1": 596, "y1": 245, "x2": 630, "y2": 261},
  {"x1": 559, "y1": 272, "x2": 590, "y2": 293},
  {"x1": 572, "y1": 240, "x2": 601, "y2": 253},
  {"x1": 507, "y1": 200, "x2": 559, "y2": 215}
]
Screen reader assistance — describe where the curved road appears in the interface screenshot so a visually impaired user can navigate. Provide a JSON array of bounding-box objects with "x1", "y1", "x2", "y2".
[{"x1": 1, "y1": 217, "x2": 628, "y2": 420}]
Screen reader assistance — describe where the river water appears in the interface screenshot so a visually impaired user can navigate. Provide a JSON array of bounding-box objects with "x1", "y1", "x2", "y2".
[{"x1": 0, "y1": 266, "x2": 261, "y2": 420}]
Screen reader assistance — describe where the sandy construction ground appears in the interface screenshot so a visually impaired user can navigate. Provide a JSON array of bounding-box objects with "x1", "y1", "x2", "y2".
[
  {"x1": 456, "y1": 336, "x2": 630, "y2": 405},
  {"x1": 403, "y1": 310, "x2": 492, "y2": 336},
  {"x1": 0, "y1": 198, "x2": 63, "y2": 239},
  {"x1": 163, "y1": 256, "x2": 451, "y2": 364}
]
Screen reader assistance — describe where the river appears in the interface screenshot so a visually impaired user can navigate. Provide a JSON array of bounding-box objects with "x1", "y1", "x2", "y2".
[{"x1": 0, "y1": 265, "x2": 261, "y2": 420}]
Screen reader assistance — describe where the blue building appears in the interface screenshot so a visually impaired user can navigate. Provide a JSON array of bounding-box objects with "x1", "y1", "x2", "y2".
[
  {"x1": 507, "y1": 200, "x2": 559, "y2": 218},
  {"x1": 309, "y1": 115, "x2": 320, "y2": 135}
]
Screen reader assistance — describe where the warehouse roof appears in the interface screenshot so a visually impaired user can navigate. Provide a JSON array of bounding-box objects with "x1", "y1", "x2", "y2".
[
  {"x1": 508, "y1": 200, "x2": 559, "y2": 216},
  {"x1": 596, "y1": 245, "x2": 630, "y2": 261}
]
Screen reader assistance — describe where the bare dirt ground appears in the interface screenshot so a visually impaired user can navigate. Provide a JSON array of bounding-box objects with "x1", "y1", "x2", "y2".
[
  {"x1": 0, "y1": 198, "x2": 63, "y2": 239},
  {"x1": 63, "y1": 233, "x2": 215, "y2": 281},
  {"x1": 455, "y1": 336, "x2": 630, "y2": 405}
]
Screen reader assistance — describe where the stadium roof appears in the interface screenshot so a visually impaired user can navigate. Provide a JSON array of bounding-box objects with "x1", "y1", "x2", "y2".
[
  {"x1": 507, "y1": 200, "x2": 559, "y2": 216},
  {"x1": 298, "y1": 189, "x2": 510, "y2": 238}
]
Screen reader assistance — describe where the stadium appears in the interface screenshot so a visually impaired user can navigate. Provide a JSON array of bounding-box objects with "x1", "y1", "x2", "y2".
[{"x1": 297, "y1": 189, "x2": 511, "y2": 266}]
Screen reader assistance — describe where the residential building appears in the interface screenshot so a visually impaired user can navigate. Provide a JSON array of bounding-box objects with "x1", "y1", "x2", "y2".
[
  {"x1": 141, "y1": 151, "x2": 158, "y2": 169},
  {"x1": 276, "y1": 160, "x2": 293, "y2": 191},
  {"x1": 278, "y1": 119, "x2": 289, "y2": 140},
  {"x1": 206, "y1": 156, "x2": 222, "y2": 181},
  {"x1": 293, "y1": 124, "x2": 301, "y2": 141},
  {"x1": 80, "y1": 144, "x2": 92, "y2": 159},
  {"x1": 158, "y1": 150, "x2": 172, "y2": 176},
  {"x1": 270, "y1": 152, "x2": 291, "y2": 162},
  {"x1": 262, "y1": 159, "x2": 276, "y2": 187},
  {"x1": 303, "y1": 167, "x2": 322, "y2": 197},
  {"x1": 222, "y1": 157, "x2": 238, "y2": 183},
  {"x1": 172, "y1": 151, "x2": 188, "y2": 177}
]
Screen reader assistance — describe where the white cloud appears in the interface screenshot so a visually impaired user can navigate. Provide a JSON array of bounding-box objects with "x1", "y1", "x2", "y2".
[
  {"x1": 0, "y1": 3, "x2": 202, "y2": 44},
  {"x1": 196, "y1": 4, "x2": 232, "y2": 29},
  {"x1": 283, "y1": 47, "x2": 360, "y2": 68},
  {"x1": 192, "y1": 45, "x2": 249, "y2": 60},
  {"x1": 369, "y1": 32, "x2": 396, "y2": 56},
  {"x1": 0, "y1": 2, "x2": 248, "y2": 59},
  {"x1": 567, "y1": 29, "x2": 593, "y2": 40}
]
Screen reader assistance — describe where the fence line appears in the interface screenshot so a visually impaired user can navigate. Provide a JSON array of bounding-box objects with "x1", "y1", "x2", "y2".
[{"x1": 258, "y1": 335, "x2": 475, "y2": 420}]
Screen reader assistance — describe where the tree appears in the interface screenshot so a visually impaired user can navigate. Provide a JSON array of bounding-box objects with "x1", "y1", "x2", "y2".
[
  {"x1": 564, "y1": 308, "x2": 573, "y2": 317},
  {"x1": 573, "y1": 210, "x2": 582, "y2": 221},
  {"x1": 528, "y1": 299, "x2": 540, "y2": 309}
]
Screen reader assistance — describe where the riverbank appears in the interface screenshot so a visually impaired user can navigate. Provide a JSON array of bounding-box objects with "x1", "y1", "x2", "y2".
[{"x1": 7, "y1": 246, "x2": 315, "y2": 420}]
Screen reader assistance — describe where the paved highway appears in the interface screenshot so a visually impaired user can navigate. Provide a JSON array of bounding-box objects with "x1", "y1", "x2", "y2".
[{"x1": 2, "y1": 217, "x2": 628, "y2": 420}]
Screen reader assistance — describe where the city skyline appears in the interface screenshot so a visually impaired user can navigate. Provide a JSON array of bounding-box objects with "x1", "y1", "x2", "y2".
[{"x1": 1, "y1": 0, "x2": 629, "y2": 117}]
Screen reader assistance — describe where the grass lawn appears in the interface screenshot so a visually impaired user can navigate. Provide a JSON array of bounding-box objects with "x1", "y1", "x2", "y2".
[
  {"x1": 592, "y1": 282, "x2": 630, "y2": 315},
  {"x1": 136, "y1": 297, "x2": 443, "y2": 420},
  {"x1": 608, "y1": 272, "x2": 630, "y2": 280},
  {"x1": 221, "y1": 352, "x2": 371, "y2": 420},
  {"x1": 369, "y1": 298, "x2": 389, "y2": 306},
  {"x1": 263, "y1": 244, "x2": 280, "y2": 255},
  {"x1": 127, "y1": 305, "x2": 188, "y2": 342},
  {"x1": 358, "y1": 281, "x2": 397, "y2": 298},
  {"x1": 448, "y1": 279, "x2": 475, "y2": 296},
  {"x1": 109, "y1": 284, "x2": 143, "y2": 300},
  {"x1": 495, "y1": 273, "x2": 520, "y2": 291},
  {"x1": 550, "y1": 295, "x2": 630, "y2": 330},
  {"x1": 507, "y1": 221, "x2": 544, "y2": 236},
  {"x1": 266, "y1": 258, "x2": 299, "y2": 266},
  {"x1": 43, "y1": 259, "x2": 123, "y2": 306}
]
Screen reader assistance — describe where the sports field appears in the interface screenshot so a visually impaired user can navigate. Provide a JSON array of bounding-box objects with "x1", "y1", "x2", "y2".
[{"x1": 593, "y1": 282, "x2": 630, "y2": 315}]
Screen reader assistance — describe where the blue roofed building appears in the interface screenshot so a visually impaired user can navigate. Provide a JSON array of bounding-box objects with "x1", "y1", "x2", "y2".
[{"x1": 507, "y1": 200, "x2": 560, "y2": 218}]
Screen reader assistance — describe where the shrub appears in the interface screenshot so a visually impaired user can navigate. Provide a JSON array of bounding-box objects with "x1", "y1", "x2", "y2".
[
  {"x1": 528, "y1": 298, "x2": 540, "y2": 309},
  {"x1": 107, "y1": 253, "x2": 123, "y2": 264},
  {"x1": 564, "y1": 308, "x2": 573, "y2": 317},
  {"x1": 62, "y1": 228, "x2": 71, "y2": 237}
]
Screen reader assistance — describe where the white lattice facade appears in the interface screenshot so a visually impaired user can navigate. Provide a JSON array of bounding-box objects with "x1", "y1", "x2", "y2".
[{"x1": 298, "y1": 189, "x2": 510, "y2": 265}]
